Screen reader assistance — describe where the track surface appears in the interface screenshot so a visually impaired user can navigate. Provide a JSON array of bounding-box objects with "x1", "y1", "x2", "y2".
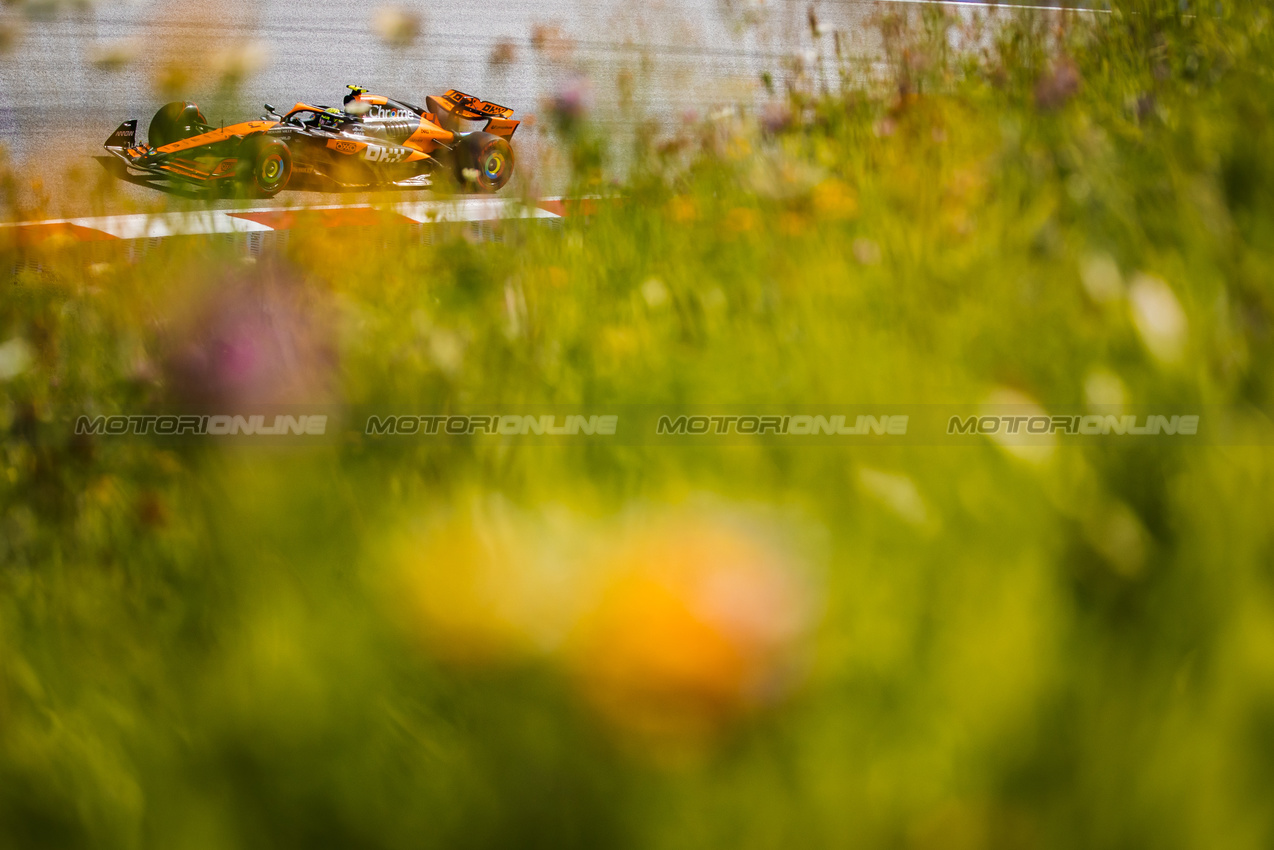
[{"x1": 0, "y1": 0, "x2": 1079, "y2": 216}]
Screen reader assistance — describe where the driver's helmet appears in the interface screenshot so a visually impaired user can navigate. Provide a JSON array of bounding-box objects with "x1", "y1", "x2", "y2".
[{"x1": 344, "y1": 85, "x2": 374, "y2": 116}]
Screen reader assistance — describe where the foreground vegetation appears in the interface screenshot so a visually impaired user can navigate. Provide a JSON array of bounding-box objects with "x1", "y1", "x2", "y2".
[{"x1": 3, "y1": 2, "x2": 1274, "y2": 847}]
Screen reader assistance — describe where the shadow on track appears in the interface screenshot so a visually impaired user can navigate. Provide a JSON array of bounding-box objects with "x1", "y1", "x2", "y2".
[{"x1": 94, "y1": 156, "x2": 442, "y2": 203}]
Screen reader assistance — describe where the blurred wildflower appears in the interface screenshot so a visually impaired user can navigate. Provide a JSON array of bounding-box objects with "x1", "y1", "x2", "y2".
[
  {"x1": 426, "y1": 327, "x2": 465, "y2": 377},
  {"x1": 746, "y1": 153, "x2": 823, "y2": 200},
  {"x1": 1035, "y1": 57, "x2": 1081, "y2": 110},
  {"x1": 153, "y1": 61, "x2": 192, "y2": 98},
  {"x1": 698, "y1": 288, "x2": 728, "y2": 316},
  {"x1": 909, "y1": 800, "x2": 993, "y2": 850},
  {"x1": 857, "y1": 466, "x2": 932, "y2": 530},
  {"x1": 1083, "y1": 368, "x2": 1128, "y2": 412},
  {"x1": 617, "y1": 68, "x2": 635, "y2": 111},
  {"x1": 393, "y1": 501, "x2": 592, "y2": 665},
  {"x1": 726, "y1": 207, "x2": 759, "y2": 234},
  {"x1": 489, "y1": 39, "x2": 516, "y2": 68},
  {"x1": 812, "y1": 179, "x2": 858, "y2": 219},
  {"x1": 569, "y1": 515, "x2": 817, "y2": 748},
  {"x1": 668, "y1": 196, "x2": 698, "y2": 223},
  {"x1": 1082, "y1": 499, "x2": 1150, "y2": 579},
  {"x1": 392, "y1": 499, "x2": 820, "y2": 751},
  {"x1": 0, "y1": 337, "x2": 32, "y2": 381},
  {"x1": 981, "y1": 387, "x2": 1055, "y2": 464},
  {"x1": 807, "y1": 4, "x2": 828, "y2": 38},
  {"x1": 601, "y1": 325, "x2": 640, "y2": 358},
  {"x1": 373, "y1": 6, "x2": 422, "y2": 48},
  {"x1": 530, "y1": 23, "x2": 574, "y2": 63},
  {"x1": 211, "y1": 41, "x2": 268, "y2": 84},
  {"x1": 90, "y1": 40, "x2": 135, "y2": 72},
  {"x1": 1131, "y1": 92, "x2": 1157, "y2": 123},
  {"x1": 720, "y1": 0, "x2": 770, "y2": 29},
  {"x1": 0, "y1": 21, "x2": 20, "y2": 55},
  {"x1": 135, "y1": 491, "x2": 169, "y2": 529},
  {"x1": 779, "y1": 211, "x2": 807, "y2": 237},
  {"x1": 759, "y1": 101, "x2": 793, "y2": 135},
  {"x1": 161, "y1": 271, "x2": 337, "y2": 409},
  {"x1": 1066, "y1": 173, "x2": 1092, "y2": 202},
  {"x1": 546, "y1": 266, "x2": 568, "y2": 287},
  {"x1": 852, "y1": 237, "x2": 882, "y2": 265},
  {"x1": 546, "y1": 75, "x2": 593, "y2": 130},
  {"x1": 503, "y1": 279, "x2": 527, "y2": 339},
  {"x1": 640, "y1": 276, "x2": 670, "y2": 309},
  {"x1": 1080, "y1": 252, "x2": 1124, "y2": 303},
  {"x1": 1128, "y1": 272, "x2": 1188, "y2": 366}
]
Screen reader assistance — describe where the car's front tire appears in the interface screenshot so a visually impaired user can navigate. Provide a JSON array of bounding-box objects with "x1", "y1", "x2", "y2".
[{"x1": 238, "y1": 137, "x2": 292, "y2": 198}]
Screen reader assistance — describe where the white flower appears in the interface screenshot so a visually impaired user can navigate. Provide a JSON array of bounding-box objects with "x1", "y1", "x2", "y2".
[
  {"x1": 1083, "y1": 368, "x2": 1127, "y2": 412},
  {"x1": 1080, "y1": 252, "x2": 1123, "y2": 303},
  {"x1": 857, "y1": 467, "x2": 930, "y2": 529},
  {"x1": 981, "y1": 387, "x2": 1055, "y2": 465},
  {"x1": 0, "y1": 338, "x2": 32, "y2": 381},
  {"x1": 640, "y1": 277, "x2": 669, "y2": 308},
  {"x1": 1128, "y1": 273, "x2": 1187, "y2": 366}
]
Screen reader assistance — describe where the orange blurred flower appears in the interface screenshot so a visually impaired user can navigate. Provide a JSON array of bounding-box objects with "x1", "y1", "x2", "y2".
[
  {"x1": 568, "y1": 518, "x2": 815, "y2": 746},
  {"x1": 390, "y1": 501, "x2": 819, "y2": 752}
]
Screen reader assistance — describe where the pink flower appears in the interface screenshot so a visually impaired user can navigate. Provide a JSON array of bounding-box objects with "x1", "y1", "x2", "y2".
[{"x1": 162, "y1": 270, "x2": 337, "y2": 410}]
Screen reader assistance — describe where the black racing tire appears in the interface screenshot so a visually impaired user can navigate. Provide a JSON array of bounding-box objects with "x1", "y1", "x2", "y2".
[
  {"x1": 237, "y1": 136, "x2": 293, "y2": 198},
  {"x1": 149, "y1": 101, "x2": 208, "y2": 149},
  {"x1": 454, "y1": 132, "x2": 514, "y2": 193}
]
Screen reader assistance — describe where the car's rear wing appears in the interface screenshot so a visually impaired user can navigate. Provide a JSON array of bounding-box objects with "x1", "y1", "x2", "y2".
[
  {"x1": 438, "y1": 90, "x2": 514, "y2": 120},
  {"x1": 426, "y1": 90, "x2": 520, "y2": 140}
]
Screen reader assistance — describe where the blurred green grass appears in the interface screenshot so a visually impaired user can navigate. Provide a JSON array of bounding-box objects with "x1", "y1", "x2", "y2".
[{"x1": 4, "y1": 2, "x2": 1274, "y2": 848}]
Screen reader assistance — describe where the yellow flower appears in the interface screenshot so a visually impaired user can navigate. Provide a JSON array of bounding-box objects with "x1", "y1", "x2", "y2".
[
  {"x1": 812, "y1": 180, "x2": 858, "y2": 220},
  {"x1": 392, "y1": 503, "x2": 586, "y2": 666},
  {"x1": 668, "y1": 197, "x2": 698, "y2": 224},
  {"x1": 725, "y1": 207, "x2": 759, "y2": 233},
  {"x1": 779, "y1": 211, "x2": 809, "y2": 237}
]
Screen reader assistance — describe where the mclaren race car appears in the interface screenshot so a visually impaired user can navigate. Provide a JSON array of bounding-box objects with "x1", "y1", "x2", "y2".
[{"x1": 103, "y1": 85, "x2": 519, "y2": 197}]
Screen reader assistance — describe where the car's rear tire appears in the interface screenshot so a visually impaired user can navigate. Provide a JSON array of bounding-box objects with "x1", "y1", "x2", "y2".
[
  {"x1": 237, "y1": 137, "x2": 293, "y2": 198},
  {"x1": 149, "y1": 101, "x2": 207, "y2": 149},
  {"x1": 455, "y1": 132, "x2": 514, "y2": 193}
]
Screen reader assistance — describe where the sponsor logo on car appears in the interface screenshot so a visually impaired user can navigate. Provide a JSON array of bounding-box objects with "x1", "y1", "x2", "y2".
[
  {"x1": 366, "y1": 105, "x2": 414, "y2": 119},
  {"x1": 364, "y1": 145, "x2": 410, "y2": 164},
  {"x1": 327, "y1": 139, "x2": 366, "y2": 155}
]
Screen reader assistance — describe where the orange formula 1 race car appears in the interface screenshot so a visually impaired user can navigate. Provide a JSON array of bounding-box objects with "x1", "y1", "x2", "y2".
[{"x1": 103, "y1": 85, "x2": 519, "y2": 197}]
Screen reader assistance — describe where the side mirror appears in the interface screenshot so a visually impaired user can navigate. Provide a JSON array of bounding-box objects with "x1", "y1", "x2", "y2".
[{"x1": 264, "y1": 104, "x2": 279, "y2": 117}]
